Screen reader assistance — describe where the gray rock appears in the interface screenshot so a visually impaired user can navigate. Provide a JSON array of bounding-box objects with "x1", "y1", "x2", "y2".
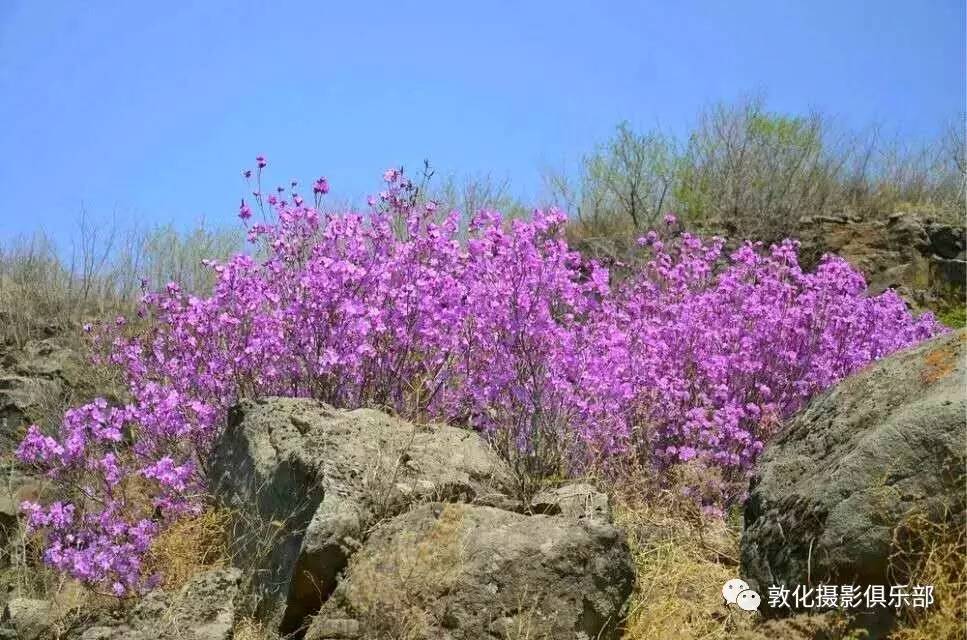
[
  {"x1": 531, "y1": 482, "x2": 611, "y2": 521},
  {"x1": 79, "y1": 568, "x2": 241, "y2": 640},
  {"x1": 742, "y1": 331, "x2": 966, "y2": 613},
  {"x1": 305, "y1": 617, "x2": 360, "y2": 639},
  {"x1": 314, "y1": 502, "x2": 634, "y2": 640},
  {"x1": 0, "y1": 375, "x2": 62, "y2": 446},
  {"x1": 4, "y1": 597, "x2": 54, "y2": 640},
  {"x1": 210, "y1": 398, "x2": 511, "y2": 635},
  {"x1": 0, "y1": 335, "x2": 102, "y2": 451}
]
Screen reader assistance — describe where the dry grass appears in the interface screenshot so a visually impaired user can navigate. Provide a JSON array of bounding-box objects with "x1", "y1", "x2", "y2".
[
  {"x1": 233, "y1": 617, "x2": 281, "y2": 640},
  {"x1": 612, "y1": 490, "x2": 757, "y2": 640},
  {"x1": 144, "y1": 508, "x2": 233, "y2": 591},
  {"x1": 0, "y1": 220, "x2": 243, "y2": 349},
  {"x1": 889, "y1": 511, "x2": 967, "y2": 640},
  {"x1": 1, "y1": 523, "x2": 116, "y2": 639},
  {"x1": 611, "y1": 487, "x2": 864, "y2": 640}
]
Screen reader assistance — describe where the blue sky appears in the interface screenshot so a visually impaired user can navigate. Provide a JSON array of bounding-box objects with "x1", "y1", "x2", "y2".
[{"x1": 0, "y1": 1, "x2": 964, "y2": 242}]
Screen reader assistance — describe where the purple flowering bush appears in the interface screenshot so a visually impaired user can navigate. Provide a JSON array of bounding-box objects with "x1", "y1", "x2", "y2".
[{"x1": 16, "y1": 159, "x2": 945, "y2": 595}]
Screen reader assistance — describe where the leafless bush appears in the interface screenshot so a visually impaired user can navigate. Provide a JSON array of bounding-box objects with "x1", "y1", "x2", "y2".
[
  {"x1": 487, "y1": 405, "x2": 572, "y2": 509},
  {"x1": 546, "y1": 99, "x2": 966, "y2": 247},
  {"x1": 675, "y1": 97, "x2": 839, "y2": 241},
  {"x1": 0, "y1": 215, "x2": 244, "y2": 347},
  {"x1": 428, "y1": 171, "x2": 530, "y2": 223},
  {"x1": 546, "y1": 122, "x2": 677, "y2": 235}
]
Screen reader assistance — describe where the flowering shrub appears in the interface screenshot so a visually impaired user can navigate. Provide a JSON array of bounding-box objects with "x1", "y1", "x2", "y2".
[{"x1": 16, "y1": 159, "x2": 945, "y2": 595}]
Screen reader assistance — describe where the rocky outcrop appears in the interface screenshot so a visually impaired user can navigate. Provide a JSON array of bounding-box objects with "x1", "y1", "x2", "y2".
[
  {"x1": 211, "y1": 398, "x2": 514, "y2": 634},
  {"x1": 799, "y1": 212, "x2": 966, "y2": 307},
  {"x1": 0, "y1": 569, "x2": 241, "y2": 640},
  {"x1": 308, "y1": 501, "x2": 634, "y2": 640},
  {"x1": 741, "y1": 330, "x2": 966, "y2": 615},
  {"x1": 212, "y1": 398, "x2": 636, "y2": 638},
  {"x1": 0, "y1": 336, "x2": 100, "y2": 452}
]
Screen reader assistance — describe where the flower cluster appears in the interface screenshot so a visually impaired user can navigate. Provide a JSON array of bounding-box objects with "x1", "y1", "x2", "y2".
[{"x1": 17, "y1": 159, "x2": 945, "y2": 594}]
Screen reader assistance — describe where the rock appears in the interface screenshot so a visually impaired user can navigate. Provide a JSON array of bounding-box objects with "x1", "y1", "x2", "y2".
[
  {"x1": 0, "y1": 469, "x2": 53, "y2": 568},
  {"x1": 4, "y1": 597, "x2": 54, "y2": 640},
  {"x1": 530, "y1": 482, "x2": 610, "y2": 521},
  {"x1": 930, "y1": 255, "x2": 967, "y2": 292},
  {"x1": 211, "y1": 398, "x2": 511, "y2": 634},
  {"x1": 0, "y1": 336, "x2": 102, "y2": 452},
  {"x1": 741, "y1": 331, "x2": 966, "y2": 615},
  {"x1": 79, "y1": 568, "x2": 241, "y2": 640},
  {"x1": 305, "y1": 617, "x2": 360, "y2": 639},
  {"x1": 0, "y1": 375, "x2": 62, "y2": 447},
  {"x1": 926, "y1": 221, "x2": 966, "y2": 259},
  {"x1": 313, "y1": 502, "x2": 634, "y2": 640},
  {"x1": 797, "y1": 212, "x2": 966, "y2": 306}
]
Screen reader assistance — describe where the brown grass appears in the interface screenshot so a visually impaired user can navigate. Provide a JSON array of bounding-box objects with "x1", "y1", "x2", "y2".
[
  {"x1": 613, "y1": 490, "x2": 757, "y2": 640},
  {"x1": 143, "y1": 508, "x2": 232, "y2": 591},
  {"x1": 889, "y1": 512, "x2": 967, "y2": 640},
  {"x1": 233, "y1": 617, "x2": 281, "y2": 640}
]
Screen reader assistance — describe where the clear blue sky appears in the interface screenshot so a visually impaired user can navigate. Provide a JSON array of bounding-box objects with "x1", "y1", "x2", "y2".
[{"x1": 1, "y1": 1, "x2": 964, "y2": 242}]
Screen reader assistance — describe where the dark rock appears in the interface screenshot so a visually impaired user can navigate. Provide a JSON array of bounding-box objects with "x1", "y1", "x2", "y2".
[
  {"x1": 315, "y1": 502, "x2": 634, "y2": 640},
  {"x1": 742, "y1": 331, "x2": 966, "y2": 616},
  {"x1": 798, "y1": 212, "x2": 966, "y2": 306},
  {"x1": 926, "y1": 222, "x2": 966, "y2": 259}
]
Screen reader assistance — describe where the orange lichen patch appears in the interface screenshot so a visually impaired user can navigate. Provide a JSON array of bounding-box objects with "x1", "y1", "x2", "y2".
[{"x1": 920, "y1": 342, "x2": 960, "y2": 385}]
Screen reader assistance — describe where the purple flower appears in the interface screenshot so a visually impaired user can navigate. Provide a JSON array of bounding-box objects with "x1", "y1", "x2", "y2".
[{"x1": 21, "y1": 159, "x2": 944, "y2": 595}]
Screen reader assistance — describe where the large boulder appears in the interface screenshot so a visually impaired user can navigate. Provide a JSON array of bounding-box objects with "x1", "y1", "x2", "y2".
[
  {"x1": 210, "y1": 398, "x2": 512, "y2": 634},
  {"x1": 307, "y1": 501, "x2": 635, "y2": 640},
  {"x1": 742, "y1": 330, "x2": 966, "y2": 612}
]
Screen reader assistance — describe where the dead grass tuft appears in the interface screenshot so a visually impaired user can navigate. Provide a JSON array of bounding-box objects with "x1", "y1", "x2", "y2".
[
  {"x1": 889, "y1": 511, "x2": 966, "y2": 640},
  {"x1": 144, "y1": 508, "x2": 232, "y2": 591},
  {"x1": 233, "y1": 616, "x2": 281, "y2": 640},
  {"x1": 613, "y1": 489, "x2": 756, "y2": 640}
]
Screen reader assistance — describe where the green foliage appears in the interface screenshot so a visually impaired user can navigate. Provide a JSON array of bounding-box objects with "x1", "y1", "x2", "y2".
[
  {"x1": 546, "y1": 98, "x2": 966, "y2": 251},
  {"x1": 546, "y1": 122, "x2": 677, "y2": 234},
  {"x1": 938, "y1": 304, "x2": 966, "y2": 329}
]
